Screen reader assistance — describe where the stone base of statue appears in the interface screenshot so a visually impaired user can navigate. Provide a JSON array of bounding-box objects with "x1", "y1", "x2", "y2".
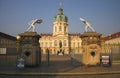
[
  {"x1": 81, "y1": 32, "x2": 102, "y2": 66},
  {"x1": 18, "y1": 32, "x2": 41, "y2": 67}
]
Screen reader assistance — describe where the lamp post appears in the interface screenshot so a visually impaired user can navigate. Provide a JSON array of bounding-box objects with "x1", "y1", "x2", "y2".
[
  {"x1": 16, "y1": 35, "x2": 21, "y2": 56},
  {"x1": 16, "y1": 35, "x2": 25, "y2": 68}
]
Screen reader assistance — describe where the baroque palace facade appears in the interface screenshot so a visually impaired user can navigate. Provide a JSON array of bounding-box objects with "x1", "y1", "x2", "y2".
[
  {"x1": 39, "y1": 7, "x2": 82, "y2": 54},
  {"x1": 102, "y1": 32, "x2": 120, "y2": 54},
  {"x1": 0, "y1": 6, "x2": 119, "y2": 56}
]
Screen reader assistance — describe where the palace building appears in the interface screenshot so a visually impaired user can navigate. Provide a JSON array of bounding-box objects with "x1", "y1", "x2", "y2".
[
  {"x1": 0, "y1": 3, "x2": 119, "y2": 56},
  {"x1": 39, "y1": 5, "x2": 82, "y2": 54},
  {"x1": 0, "y1": 32, "x2": 16, "y2": 55},
  {"x1": 102, "y1": 32, "x2": 120, "y2": 53}
]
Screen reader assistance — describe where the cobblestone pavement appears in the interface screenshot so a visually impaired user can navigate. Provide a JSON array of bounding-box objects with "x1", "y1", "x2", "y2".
[{"x1": 0, "y1": 55, "x2": 120, "y2": 78}]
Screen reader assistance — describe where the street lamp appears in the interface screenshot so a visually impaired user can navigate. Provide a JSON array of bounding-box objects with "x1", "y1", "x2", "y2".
[
  {"x1": 16, "y1": 35, "x2": 21, "y2": 40},
  {"x1": 16, "y1": 35, "x2": 21, "y2": 55}
]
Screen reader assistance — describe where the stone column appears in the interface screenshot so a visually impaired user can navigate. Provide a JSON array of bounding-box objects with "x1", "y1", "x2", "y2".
[
  {"x1": 81, "y1": 32, "x2": 102, "y2": 66},
  {"x1": 17, "y1": 32, "x2": 41, "y2": 66}
]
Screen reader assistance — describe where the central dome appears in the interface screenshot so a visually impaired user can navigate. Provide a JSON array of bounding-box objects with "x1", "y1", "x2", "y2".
[{"x1": 54, "y1": 8, "x2": 68, "y2": 22}]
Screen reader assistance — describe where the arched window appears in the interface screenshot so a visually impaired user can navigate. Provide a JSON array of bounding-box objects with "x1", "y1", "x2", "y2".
[
  {"x1": 59, "y1": 26, "x2": 62, "y2": 31},
  {"x1": 59, "y1": 40, "x2": 62, "y2": 48},
  {"x1": 78, "y1": 42, "x2": 79, "y2": 47},
  {"x1": 50, "y1": 42, "x2": 52, "y2": 47},
  {"x1": 54, "y1": 40, "x2": 57, "y2": 46},
  {"x1": 73, "y1": 42, "x2": 75, "y2": 47},
  {"x1": 46, "y1": 42, "x2": 48, "y2": 47},
  {"x1": 64, "y1": 26, "x2": 66, "y2": 32},
  {"x1": 64, "y1": 40, "x2": 67, "y2": 46},
  {"x1": 55, "y1": 26, "x2": 57, "y2": 32}
]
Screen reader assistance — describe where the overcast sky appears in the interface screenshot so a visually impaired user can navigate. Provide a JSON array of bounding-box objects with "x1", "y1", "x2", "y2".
[{"x1": 0, "y1": 0, "x2": 120, "y2": 36}]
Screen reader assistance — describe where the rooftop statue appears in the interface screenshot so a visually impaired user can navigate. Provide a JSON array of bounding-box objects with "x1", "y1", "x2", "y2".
[
  {"x1": 80, "y1": 18, "x2": 95, "y2": 32},
  {"x1": 26, "y1": 19, "x2": 42, "y2": 32}
]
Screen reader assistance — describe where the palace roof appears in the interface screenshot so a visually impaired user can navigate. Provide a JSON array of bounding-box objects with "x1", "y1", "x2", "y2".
[
  {"x1": 68, "y1": 33, "x2": 81, "y2": 36},
  {"x1": 40, "y1": 33, "x2": 81, "y2": 37},
  {"x1": 40, "y1": 33, "x2": 52, "y2": 37},
  {"x1": 0, "y1": 32, "x2": 16, "y2": 40},
  {"x1": 103, "y1": 32, "x2": 120, "y2": 41}
]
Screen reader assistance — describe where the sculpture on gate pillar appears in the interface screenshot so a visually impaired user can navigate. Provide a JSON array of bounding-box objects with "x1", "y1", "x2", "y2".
[
  {"x1": 80, "y1": 18, "x2": 102, "y2": 66},
  {"x1": 17, "y1": 19, "x2": 43, "y2": 67},
  {"x1": 26, "y1": 19, "x2": 42, "y2": 32},
  {"x1": 80, "y1": 18, "x2": 95, "y2": 32}
]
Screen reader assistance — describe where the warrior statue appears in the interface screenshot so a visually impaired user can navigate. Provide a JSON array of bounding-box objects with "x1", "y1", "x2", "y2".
[
  {"x1": 26, "y1": 19, "x2": 42, "y2": 32},
  {"x1": 80, "y1": 18, "x2": 95, "y2": 32}
]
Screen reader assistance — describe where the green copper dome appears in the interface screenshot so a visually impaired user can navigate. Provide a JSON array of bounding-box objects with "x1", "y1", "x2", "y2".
[{"x1": 54, "y1": 8, "x2": 68, "y2": 22}]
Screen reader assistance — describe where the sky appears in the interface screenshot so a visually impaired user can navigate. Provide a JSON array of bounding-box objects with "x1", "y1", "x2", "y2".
[{"x1": 0, "y1": 0, "x2": 120, "y2": 36}]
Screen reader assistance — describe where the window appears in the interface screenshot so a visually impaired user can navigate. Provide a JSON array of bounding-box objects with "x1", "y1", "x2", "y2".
[
  {"x1": 59, "y1": 26, "x2": 62, "y2": 31},
  {"x1": 73, "y1": 42, "x2": 75, "y2": 47},
  {"x1": 0, "y1": 48, "x2": 6, "y2": 54},
  {"x1": 64, "y1": 40, "x2": 67, "y2": 46},
  {"x1": 64, "y1": 26, "x2": 66, "y2": 32},
  {"x1": 78, "y1": 42, "x2": 79, "y2": 47},
  {"x1": 55, "y1": 27, "x2": 57, "y2": 32},
  {"x1": 59, "y1": 40, "x2": 62, "y2": 48},
  {"x1": 54, "y1": 40, "x2": 57, "y2": 46},
  {"x1": 46, "y1": 42, "x2": 48, "y2": 47},
  {"x1": 50, "y1": 42, "x2": 52, "y2": 47}
]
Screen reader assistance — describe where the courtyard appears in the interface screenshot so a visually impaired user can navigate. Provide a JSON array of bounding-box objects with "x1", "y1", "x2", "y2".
[{"x1": 0, "y1": 54, "x2": 120, "y2": 78}]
